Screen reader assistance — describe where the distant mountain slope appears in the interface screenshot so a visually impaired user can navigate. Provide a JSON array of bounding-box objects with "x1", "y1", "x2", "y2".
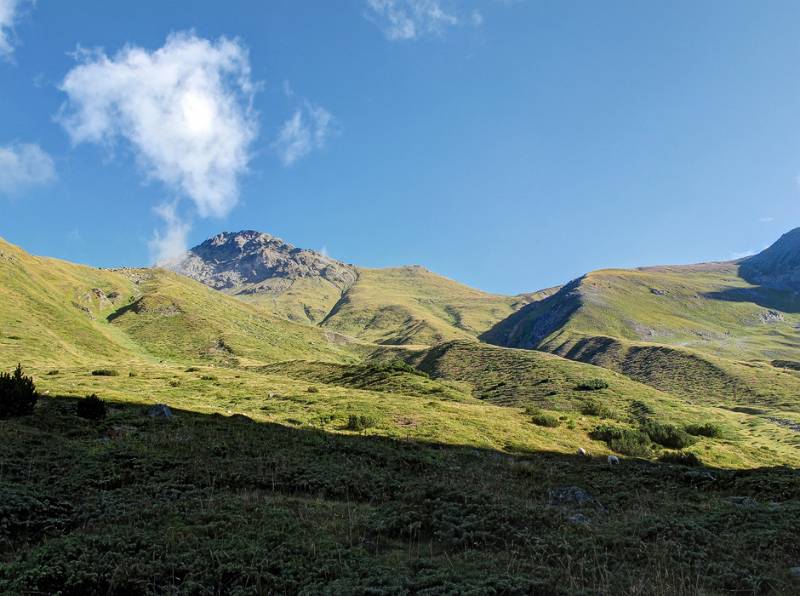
[
  {"x1": 320, "y1": 266, "x2": 548, "y2": 345},
  {"x1": 483, "y1": 229, "x2": 800, "y2": 404},
  {"x1": 739, "y1": 227, "x2": 800, "y2": 291},
  {"x1": 167, "y1": 230, "x2": 549, "y2": 345}
]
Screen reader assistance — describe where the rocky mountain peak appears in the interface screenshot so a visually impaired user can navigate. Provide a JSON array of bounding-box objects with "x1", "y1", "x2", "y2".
[{"x1": 163, "y1": 230, "x2": 358, "y2": 292}]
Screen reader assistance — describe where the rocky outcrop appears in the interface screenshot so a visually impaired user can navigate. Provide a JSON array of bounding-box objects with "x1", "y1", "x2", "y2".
[{"x1": 163, "y1": 230, "x2": 358, "y2": 294}]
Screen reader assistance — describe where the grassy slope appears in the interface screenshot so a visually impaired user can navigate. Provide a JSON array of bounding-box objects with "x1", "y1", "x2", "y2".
[
  {"x1": 0, "y1": 237, "x2": 362, "y2": 372},
  {"x1": 4, "y1": 394, "x2": 799, "y2": 594},
  {"x1": 320, "y1": 265, "x2": 545, "y2": 345},
  {"x1": 0, "y1": 237, "x2": 143, "y2": 366},
  {"x1": 222, "y1": 275, "x2": 348, "y2": 325},
  {"x1": 109, "y1": 269, "x2": 363, "y2": 366},
  {"x1": 483, "y1": 263, "x2": 800, "y2": 407}
]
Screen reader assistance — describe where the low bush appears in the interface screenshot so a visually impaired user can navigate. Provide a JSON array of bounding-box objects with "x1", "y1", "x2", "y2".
[
  {"x1": 346, "y1": 414, "x2": 377, "y2": 432},
  {"x1": 76, "y1": 394, "x2": 106, "y2": 420},
  {"x1": 0, "y1": 364, "x2": 37, "y2": 418},
  {"x1": 576, "y1": 378, "x2": 609, "y2": 391},
  {"x1": 686, "y1": 422, "x2": 723, "y2": 438},
  {"x1": 46, "y1": 369, "x2": 59, "y2": 376},
  {"x1": 658, "y1": 451, "x2": 701, "y2": 467},
  {"x1": 91, "y1": 369, "x2": 118, "y2": 377},
  {"x1": 640, "y1": 419, "x2": 697, "y2": 449},
  {"x1": 530, "y1": 410, "x2": 560, "y2": 428},
  {"x1": 629, "y1": 400, "x2": 655, "y2": 420},
  {"x1": 169, "y1": 380, "x2": 180, "y2": 387},
  {"x1": 200, "y1": 375, "x2": 217, "y2": 381},
  {"x1": 128, "y1": 371, "x2": 137, "y2": 378},
  {"x1": 581, "y1": 400, "x2": 615, "y2": 419},
  {"x1": 185, "y1": 367, "x2": 201, "y2": 373},
  {"x1": 590, "y1": 425, "x2": 652, "y2": 457},
  {"x1": 307, "y1": 386, "x2": 320, "y2": 394}
]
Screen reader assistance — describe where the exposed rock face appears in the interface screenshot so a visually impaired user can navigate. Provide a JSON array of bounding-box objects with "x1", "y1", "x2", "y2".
[
  {"x1": 163, "y1": 230, "x2": 358, "y2": 294},
  {"x1": 740, "y1": 227, "x2": 800, "y2": 291}
]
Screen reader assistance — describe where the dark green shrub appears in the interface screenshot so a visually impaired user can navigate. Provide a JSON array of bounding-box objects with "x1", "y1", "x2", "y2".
[
  {"x1": 307, "y1": 386, "x2": 320, "y2": 393},
  {"x1": 0, "y1": 364, "x2": 37, "y2": 418},
  {"x1": 581, "y1": 400, "x2": 615, "y2": 419},
  {"x1": 46, "y1": 369, "x2": 59, "y2": 376},
  {"x1": 659, "y1": 451, "x2": 701, "y2": 467},
  {"x1": 128, "y1": 371, "x2": 137, "y2": 378},
  {"x1": 169, "y1": 380, "x2": 180, "y2": 387},
  {"x1": 629, "y1": 400, "x2": 655, "y2": 420},
  {"x1": 591, "y1": 425, "x2": 652, "y2": 457},
  {"x1": 686, "y1": 423, "x2": 723, "y2": 438},
  {"x1": 530, "y1": 410, "x2": 560, "y2": 428},
  {"x1": 91, "y1": 369, "x2": 118, "y2": 377},
  {"x1": 200, "y1": 375, "x2": 217, "y2": 381},
  {"x1": 76, "y1": 394, "x2": 106, "y2": 420},
  {"x1": 346, "y1": 414, "x2": 377, "y2": 432},
  {"x1": 640, "y1": 419, "x2": 697, "y2": 449},
  {"x1": 576, "y1": 378, "x2": 609, "y2": 391},
  {"x1": 185, "y1": 367, "x2": 201, "y2": 372}
]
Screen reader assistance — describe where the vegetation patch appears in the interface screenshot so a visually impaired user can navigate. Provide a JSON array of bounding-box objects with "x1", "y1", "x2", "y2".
[
  {"x1": 639, "y1": 419, "x2": 697, "y2": 449},
  {"x1": 580, "y1": 399, "x2": 616, "y2": 419},
  {"x1": 76, "y1": 394, "x2": 106, "y2": 420},
  {"x1": 590, "y1": 424, "x2": 652, "y2": 457},
  {"x1": 576, "y1": 378, "x2": 609, "y2": 391},
  {"x1": 658, "y1": 451, "x2": 702, "y2": 467},
  {"x1": 529, "y1": 409, "x2": 561, "y2": 428},
  {"x1": 686, "y1": 422, "x2": 723, "y2": 438},
  {"x1": 91, "y1": 369, "x2": 119, "y2": 377},
  {"x1": 346, "y1": 414, "x2": 378, "y2": 432},
  {"x1": 0, "y1": 364, "x2": 38, "y2": 418}
]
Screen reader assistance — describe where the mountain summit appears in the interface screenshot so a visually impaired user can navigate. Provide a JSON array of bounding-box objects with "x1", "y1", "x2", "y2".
[
  {"x1": 164, "y1": 230, "x2": 358, "y2": 292},
  {"x1": 163, "y1": 231, "x2": 358, "y2": 323}
]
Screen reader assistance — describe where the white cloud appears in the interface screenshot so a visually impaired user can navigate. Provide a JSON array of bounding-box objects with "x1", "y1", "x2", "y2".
[
  {"x1": 149, "y1": 202, "x2": 191, "y2": 264},
  {"x1": 0, "y1": 142, "x2": 56, "y2": 195},
  {"x1": 57, "y1": 32, "x2": 259, "y2": 262},
  {"x1": 471, "y1": 10, "x2": 484, "y2": 27},
  {"x1": 365, "y1": 0, "x2": 459, "y2": 40},
  {"x1": 759, "y1": 216, "x2": 774, "y2": 223},
  {"x1": 273, "y1": 101, "x2": 335, "y2": 167},
  {"x1": 0, "y1": 0, "x2": 29, "y2": 59}
]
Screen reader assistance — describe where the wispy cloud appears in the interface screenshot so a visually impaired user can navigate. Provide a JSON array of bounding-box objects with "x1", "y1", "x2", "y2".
[
  {"x1": 0, "y1": 142, "x2": 56, "y2": 195},
  {"x1": 273, "y1": 100, "x2": 335, "y2": 167},
  {"x1": 0, "y1": 0, "x2": 31, "y2": 60},
  {"x1": 365, "y1": 0, "x2": 460, "y2": 41},
  {"x1": 57, "y1": 32, "x2": 259, "y2": 263},
  {"x1": 148, "y1": 202, "x2": 191, "y2": 264},
  {"x1": 758, "y1": 216, "x2": 774, "y2": 223}
]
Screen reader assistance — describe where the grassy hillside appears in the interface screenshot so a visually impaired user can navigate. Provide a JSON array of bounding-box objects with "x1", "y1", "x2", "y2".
[
  {"x1": 235, "y1": 275, "x2": 352, "y2": 324},
  {"x1": 0, "y1": 238, "x2": 362, "y2": 373},
  {"x1": 0, "y1": 237, "x2": 143, "y2": 366},
  {"x1": 483, "y1": 262, "x2": 800, "y2": 406},
  {"x1": 3, "y1": 391, "x2": 800, "y2": 594},
  {"x1": 108, "y1": 269, "x2": 363, "y2": 366},
  {"x1": 320, "y1": 265, "x2": 546, "y2": 345}
]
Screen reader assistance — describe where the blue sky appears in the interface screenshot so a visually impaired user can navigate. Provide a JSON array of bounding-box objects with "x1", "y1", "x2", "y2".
[{"x1": 1, "y1": 0, "x2": 800, "y2": 294}]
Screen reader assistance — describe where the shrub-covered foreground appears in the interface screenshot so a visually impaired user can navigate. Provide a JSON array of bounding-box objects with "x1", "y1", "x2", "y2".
[{"x1": 1, "y1": 396, "x2": 799, "y2": 594}]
